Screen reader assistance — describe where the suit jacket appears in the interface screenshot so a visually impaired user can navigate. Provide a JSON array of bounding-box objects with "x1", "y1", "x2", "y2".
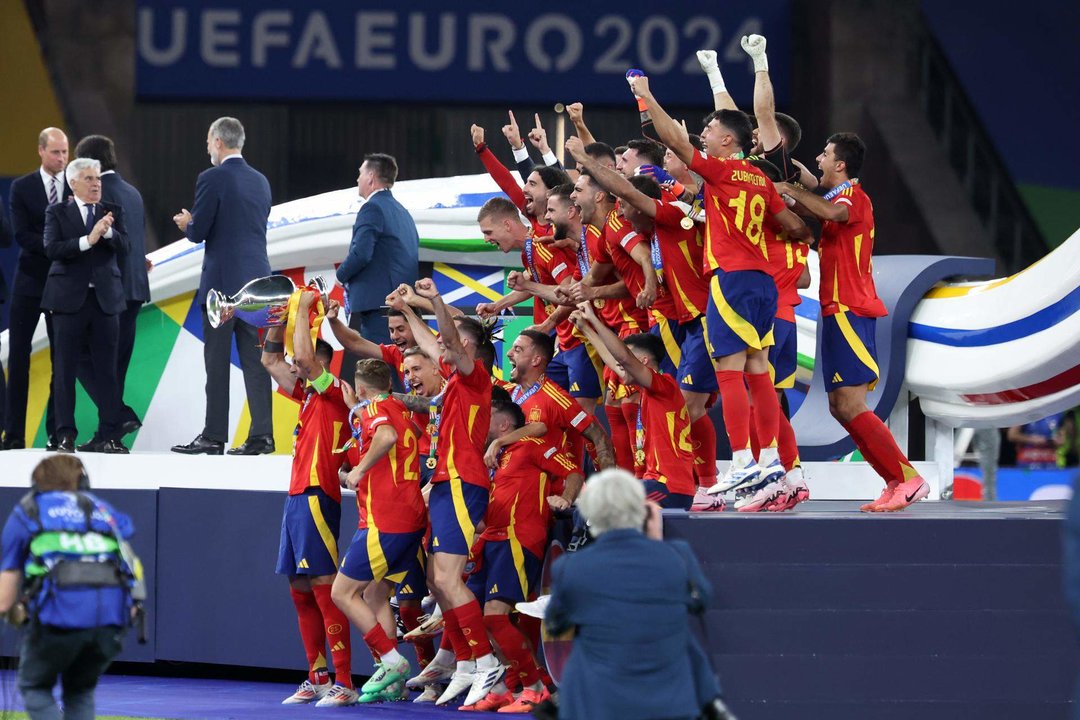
[
  {"x1": 41, "y1": 199, "x2": 129, "y2": 314},
  {"x1": 101, "y1": 172, "x2": 150, "y2": 303},
  {"x1": 185, "y1": 157, "x2": 272, "y2": 305},
  {"x1": 546, "y1": 530, "x2": 708, "y2": 720},
  {"x1": 335, "y1": 188, "x2": 419, "y2": 313},
  {"x1": 8, "y1": 170, "x2": 72, "y2": 298}
]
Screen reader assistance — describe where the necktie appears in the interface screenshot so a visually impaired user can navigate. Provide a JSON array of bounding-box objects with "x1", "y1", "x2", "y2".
[
  {"x1": 85, "y1": 204, "x2": 96, "y2": 236},
  {"x1": 48, "y1": 177, "x2": 58, "y2": 205}
]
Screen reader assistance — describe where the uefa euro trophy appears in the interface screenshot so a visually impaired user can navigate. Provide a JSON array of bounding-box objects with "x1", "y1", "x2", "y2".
[{"x1": 206, "y1": 275, "x2": 329, "y2": 329}]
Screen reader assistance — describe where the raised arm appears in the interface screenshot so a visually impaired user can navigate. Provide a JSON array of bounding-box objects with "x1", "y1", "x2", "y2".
[
  {"x1": 324, "y1": 299, "x2": 384, "y2": 358},
  {"x1": 628, "y1": 242, "x2": 659, "y2": 308},
  {"x1": 697, "y1": 50, "x2": 739, "y2": 111},
  {"x1": 566, "y1": 137, "x2": 656, "y2": 218},
  {"x1": 741, "y1": 35, "x2": 782, "y2": 153},
  {"x1": 565, "y1": 103, "x2": 596, "y2": 145},
  {"x1": 473, "y1": 122, "x2": 528, "y2": 211},
  {"x1": 630, "y1": 76, "x2": 695, "y2": 166},
  {"x1": 572, "y1": 302, "x2": 653, "y2": 388},
  {"x1": 387, "y1": 292, "x2": 442, "y2": 364},
  {"x1": 260, "y1": 325, "x2": 296, "y2": 389},
  {"x1": 292, "y1": 291, "x2": 322, "y2": 380},
  {"x1": 413, "y1": 278, "x2": 475, "y2": 375}
]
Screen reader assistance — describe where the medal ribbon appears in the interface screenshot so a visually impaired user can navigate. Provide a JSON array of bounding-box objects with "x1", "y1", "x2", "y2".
[
  {"x1": 577, "y1": 227, "x2": 591, "y2": 277},
  {"x1": 524, "y1": 235, "x2": 538, "y2": 281},
  {"x1": 823, "y1": 178, "x2": 859, "y2": 201},
  {"x1": 511, "y1": 377, "x2": 544, "y2": 406}
]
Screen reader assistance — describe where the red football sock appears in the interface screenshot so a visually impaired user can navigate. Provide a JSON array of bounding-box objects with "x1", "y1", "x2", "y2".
[
  {"x1": 441, "y1": 607, "x2": 472, "y2": 661},
  {"x1": 842, "y1": 419, "x2": 891, "y2": 482},
  {"x1": 690, "y1": 415, "x2": 718, "y2": 488},
  {"x1": 452, "y1": 599, "x2": 493, "y2": 658},
  {"x1": 748, "y1": 403, "x2": 761, "y2": 458},
  {"x1": 778, "y1": 411, "x2": 800, "y2": 471},
  {"x1": 620, "y1": 402, "x2": 644, "y2": 477},
  {"x1": 362, "y1": 625, "x2": 397, "y2": 660},
  {"x1": 290, "y1": 587, "x2": 329, "y2": 685},
  {"x1": 439, "y1": 624, "x2": 454, "y2": 651},
  {"x1": 399, "y1": 604, "x2": 435, "y2": 668},
  {"x1": 606, "y1": 402, "x2": 634, "y2": 471},
  {"x1": 716, "y1": 370, "x2": 751, "y2": 453},
  {"x1": 484, "y1": 615, "x2": 541, "y2": 688},
  {"x1": 312, "y1": 583, "x2": 353, "y2": 688},
  {"x1": 848, "y1": 411, "x2": 918, "y2": 485},
  {"x1": 746, "y1": 372, "x2": 780, "y2": 450}
]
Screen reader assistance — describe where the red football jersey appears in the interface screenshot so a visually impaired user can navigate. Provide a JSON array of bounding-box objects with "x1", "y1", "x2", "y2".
[
  {"x1": 521, "y1": 234, "x2": 574, "y2": 327},
  {"x1": 517, "y1": 377, "x2": 594, "y2": 466},
  {"x1": 653, "y1": 201, "x2": 709, "y2": 323},
  {"x1": 432, "y1": 358, "x2": 493, "y2": 488},
  {"x1": 597, "y1": 212, "x2": 649, "y2": 336},
  {"x1": 762, "y1": 225, "x2": 810, "y2": 322},
  {"x1": 637, "y1": 370, "x2": 695, "y2": 496},
  {"x1": 688, "y1": 151, "x2": 788, "y2": 274},
  {"x1": 289, "y1": 375, "x2": 352, "y2": 501},
  {"x1": 483, "y1": 437, "x2": 578, "y2": 557},
  {"x1": 605, "y1": 212, "x2": 677, "y2": 329},
  {"x1": 819, "y1": 184, "x2": 886, "y2": 318},
  {"x1": 352, "y1": 396, "x2": 427, "y2": 533}
]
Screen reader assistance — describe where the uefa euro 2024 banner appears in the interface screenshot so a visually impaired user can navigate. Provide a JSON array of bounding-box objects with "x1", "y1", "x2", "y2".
[{"x1": 134, "y1": 0, "x2": 791, "y2": 105}]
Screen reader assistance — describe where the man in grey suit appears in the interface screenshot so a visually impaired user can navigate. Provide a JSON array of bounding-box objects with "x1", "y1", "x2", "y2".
[
  {"x1": 171, "y1": 117, "x2": 275, "y2": 456},
  {"x1": 336, "y1": 153, "x2": 419, "y2": 383},
  {"x1": 73, "y1": 135, "x2": 149, "y2": 450}
]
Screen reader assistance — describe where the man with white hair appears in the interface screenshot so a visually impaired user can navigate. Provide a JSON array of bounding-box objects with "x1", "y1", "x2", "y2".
[
  {"x1": 41, "y1": 158, "x2": 128, "y2": 453},
  {"x1": 545, "y1": 468, "x2": 736, "y2": 720}
]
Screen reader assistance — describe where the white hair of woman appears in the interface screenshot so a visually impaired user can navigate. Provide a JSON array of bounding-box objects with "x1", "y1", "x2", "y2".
[{"x1": 577, "y1": 468, "x2": 646, "y2": 536}]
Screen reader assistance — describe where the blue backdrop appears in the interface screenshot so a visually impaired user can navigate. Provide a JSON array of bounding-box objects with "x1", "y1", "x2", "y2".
[{"x1": 135, "y1": 0, "x2": 791, "y2": 106}]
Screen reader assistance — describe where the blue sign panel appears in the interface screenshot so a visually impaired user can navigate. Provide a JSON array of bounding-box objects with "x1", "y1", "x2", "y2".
[{"x1": 135, "y1": 1, "x2": 791, "y2": 106}]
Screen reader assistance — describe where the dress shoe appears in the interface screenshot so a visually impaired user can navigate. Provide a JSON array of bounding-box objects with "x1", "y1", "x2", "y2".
[
  {"x1": 171, "y1": 434, "x2": 225, "y2": 455},
  {"x1": 227, "y1": 435, "x2": 275, "y2": 456},
  {"x1": 55, "y1": 437, "x2": 75, "y2": 454},
  {"x1": 46, "y1": 436, "x2": 60, "y2": 452},
  {"x1": 77, "y1": 437, "x2": 106, "y2": 453},
  {"x1": 1, "y1": 437, "x2": 25, "y2": 450},
  {"x1": 120, "y1": 419, "x2": 142, "y2": 436},
  {"x1": 101, "y1": 439, "x2": 130, "y2": 454}
]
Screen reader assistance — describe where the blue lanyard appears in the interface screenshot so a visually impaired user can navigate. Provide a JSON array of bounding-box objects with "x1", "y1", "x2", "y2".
[
  {"x1": 823, "y1": 178, "x2": 858, "y2": 201},
  {"x1": 577, "y1": 228, "x2": 591, "y2": 277},
  {"x1": 427, "y1": 383, "x2": 449, "y2": 461},
  {"x1": 488, "y1": 446, "x2": 506, "y2": 482},
  {"x1": 511, "y1": 378, "x2": 544, "y2": 406},
  {"x1": 524, "y1": 235, "x2": 538, "y2": 280},
  {"x1": 636, "y1": 405, "x2": 645, "y2": 454},
  {"x1": 650, "y1": 231, "x2": 664, "y2": 279}
]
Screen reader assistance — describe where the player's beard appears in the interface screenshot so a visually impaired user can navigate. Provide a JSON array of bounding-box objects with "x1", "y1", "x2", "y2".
[{"x1": 553, "y1": 221, "x2": 570, "y2": 241}]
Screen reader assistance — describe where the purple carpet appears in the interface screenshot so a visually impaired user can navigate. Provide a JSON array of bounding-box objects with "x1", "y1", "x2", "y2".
[{"x1": 0, "y1": 673, "x2": 522, "y2": 719}]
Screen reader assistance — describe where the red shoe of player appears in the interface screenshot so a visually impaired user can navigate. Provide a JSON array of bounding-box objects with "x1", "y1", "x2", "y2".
[
  {"x1": 498, "y1": 688, "x2": 550, "y2": 714},
  {"x1": 882, "y1": 477, "x2": 930, "y2": 512},
  {"x1": 460, "y1": 690, "x2": 514, "y2": 711},
  {"x1": 860, "y1": 482, "x2": 898, "y2": 513}
]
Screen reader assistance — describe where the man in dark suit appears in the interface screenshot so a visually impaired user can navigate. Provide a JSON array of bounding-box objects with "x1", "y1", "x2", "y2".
[
  {"x1": 171, "y1": 117, "x2": 274, "y2": 456},
  {"x1": 73, "y1": 135, "x2": 150, "y2": 450},
  {"x1": 41, "y1": 158, "x2": 129, "y2": 454},
  {"x1": 4, "y1": 128, "x2": 70, "y2": 450},
  {"x1": 336, "y1": 153, "x2": 419, "y2": 382},
  {"x1": 0, "y1": 196, "x2": 11, "y2": 436}
]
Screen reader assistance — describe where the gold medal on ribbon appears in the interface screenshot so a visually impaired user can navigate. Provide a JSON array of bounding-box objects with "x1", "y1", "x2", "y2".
[
  {"x1": 425, "y1": 457, "x2": 437, "y2": 470},
  {"x1": 594, "y1": 298, "x2": 606, "y2": 309},
  {"x1": 634, "y1": 449, "x2": 646, "y2": 465},
  {"x1": 680, "y1": 216, "x2": 694, "y2": 230}
]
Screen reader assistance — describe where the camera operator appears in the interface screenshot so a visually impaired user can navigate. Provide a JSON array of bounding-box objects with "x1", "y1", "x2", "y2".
[{"x1": 0, "y1": 455, "x2": 144, "y2": 720}]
